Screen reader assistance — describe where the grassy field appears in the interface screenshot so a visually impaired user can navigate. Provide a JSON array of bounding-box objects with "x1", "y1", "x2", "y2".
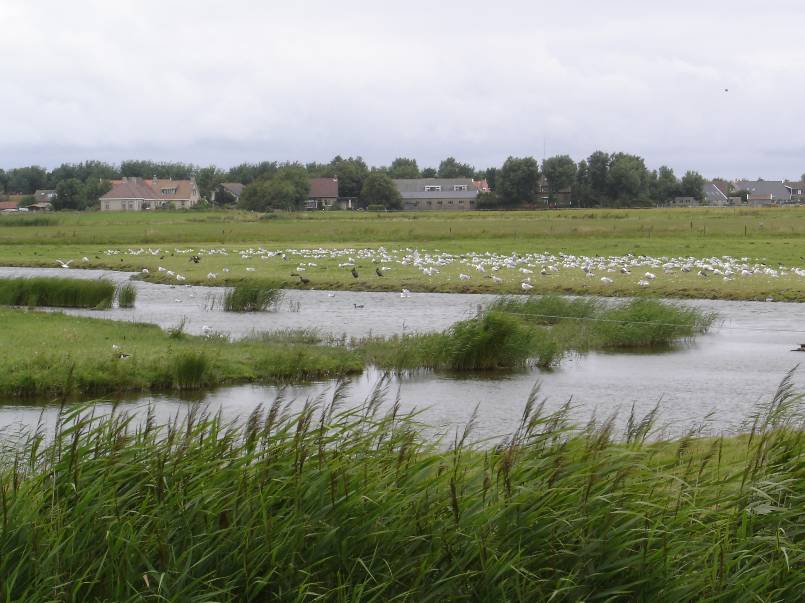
[
  {"x1": 0, "y1": 375, "x2": 800, "y2": 601},
  {"x1": 0, "y1": 308, "x2": 361, "y2": 398},
  {"x1": 1, "y1": 207, "x2": 804, "y2": 300}
]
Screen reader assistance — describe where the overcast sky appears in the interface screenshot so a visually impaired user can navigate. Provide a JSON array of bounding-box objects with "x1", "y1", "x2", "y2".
[{"x1": 1, "y1": 0, "x2": 804, "y2": 179}]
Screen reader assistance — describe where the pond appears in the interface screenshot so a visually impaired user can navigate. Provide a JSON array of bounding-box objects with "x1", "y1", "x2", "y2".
[{"x1": 0, "y1": 267, "x2": 803, "y2": 440}]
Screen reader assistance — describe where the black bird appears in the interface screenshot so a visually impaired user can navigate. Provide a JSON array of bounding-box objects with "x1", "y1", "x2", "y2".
[
  {"x1": 375, "y1": 267, "x2": 384, "y2": 277},
  {"x1": 353, "y1": 303, "x2": 364, "y2": 309},
  {"x1": 190, "y1": 255, "x2": 200, "y2": 264},
  {"x1": 351, "y1": 267, "x2": 359, "y2": 278}
]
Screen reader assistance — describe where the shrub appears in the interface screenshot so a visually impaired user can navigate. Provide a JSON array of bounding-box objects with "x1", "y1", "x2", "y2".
[
  {"x1": 223, "y1": 285, "x2": 283, "y2": 312},
  {"x1": 444, "y1": 311, "x2": 537, "y2": 370}
]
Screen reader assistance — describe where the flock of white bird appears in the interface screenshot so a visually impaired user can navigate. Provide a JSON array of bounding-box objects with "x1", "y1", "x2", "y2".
[{"x1": 65, "y1": 247, "x2": 805, "y2": 292}]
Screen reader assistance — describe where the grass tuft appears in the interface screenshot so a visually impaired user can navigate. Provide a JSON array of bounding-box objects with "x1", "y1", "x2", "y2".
[
  {"x1": 223, "y1": 284, "x2": 283, "y2": 312},
  {"x1": 116, "y1": 282, "x2": 137, "y2": 308}
]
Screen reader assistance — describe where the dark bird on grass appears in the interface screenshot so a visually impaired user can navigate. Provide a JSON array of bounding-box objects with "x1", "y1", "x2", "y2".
[
  {"x1": 375, "y1": 267, "x2": 384, "y2": 277},
  {"x1": 353, "y1": 303, "x2": 364, "y2": 309},
  {"x1": 351, "y1": 267, "x2": 359, "y2": 278},
  {"x1": 190, "y1": 255, "x2": 200, "y2": 264}
]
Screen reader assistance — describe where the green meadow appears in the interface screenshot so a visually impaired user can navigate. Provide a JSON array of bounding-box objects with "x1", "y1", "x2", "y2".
[{"x1": 0, "y1": 207, "x2": 804, "y2": 300}]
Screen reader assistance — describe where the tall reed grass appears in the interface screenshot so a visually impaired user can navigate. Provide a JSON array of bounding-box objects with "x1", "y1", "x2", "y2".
[
  {"x1": 0, "y1": 374, "x2": 800, "y2": 601},
  {"x1": 223, "y1": 284, "x2": 283, "y2": 312},
  {"x1": 116, "y1": 282, "x2": 137, "y2": 308},
  {"x1": 0, "y1": 277, "x2": 115, "y2": 309}
]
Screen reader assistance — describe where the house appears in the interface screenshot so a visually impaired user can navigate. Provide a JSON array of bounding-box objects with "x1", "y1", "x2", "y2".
[
  {"x1": 212, "y1": 182, "x2": 244, "y2": 204},
  {"x1": 305, "y1": 178, "x2": 339, "y2": 210},
  {"x1": 733, "y1": 180, "x2": 790, "y2": 206},
  {"x1": 33, "y1": 189, "x2": 57, "y2": 204},
  {"x1": 28, "y1": 202, "x2": 52, "y2": 211},
  {"x1": 704, "y1": 182, "x2": 731, "y2": 206},
  {"x1": 100, "y1": 177, "x2": 200, "y2": 211},
  {"x1": 0, "y1": 200, "x2": 19, "y2": 212},
  {"x1": 394, "y1": 178, "x2": 480, "y2": 210},
  {"x1": 784, "y1": 181, "x2": 805, "y2": 204},
  {"x1": 537, "y1": 176, "x2": 572, "y2": 206}
]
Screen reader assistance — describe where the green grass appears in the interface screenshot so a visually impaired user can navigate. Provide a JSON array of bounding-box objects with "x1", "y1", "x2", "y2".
[
  {"x1": 362, "y1": 297, "x2": 714, "y2": 370},
  {"x1": 0, "y1": 277, "x2": 115, "y2": 309},
  {"x1": 1, "y1": 207, "x2": 804, "y2": 300},
  {"x1": 116, "y1": 282, "x2": 137, "y2": 308},
  {"x1": 222, "y1": 283, "x2": 283, "y2": 312},
  {"x1": 0, "y1": 308, "x2": 362, "y2": 398},
  {"x1": 0, "y1": 373, "x2": 800, "y2": 601}
]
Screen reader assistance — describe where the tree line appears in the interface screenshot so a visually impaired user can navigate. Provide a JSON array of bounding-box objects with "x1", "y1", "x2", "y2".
[{"x1": 1, "y1": 153, "x2": 713, "y2": 211}]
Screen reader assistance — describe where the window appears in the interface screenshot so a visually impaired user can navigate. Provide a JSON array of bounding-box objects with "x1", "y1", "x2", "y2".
[
  {"x1": 161, "y1": 188, "x2": 177, "y2": 195},
  {"x1": 104, "y1": 202, "x2": 110, "y2": 210},
  {"x1": 453, "y1": 185, "x2": 468, "y2": 191},
  {"x1": 427, "y1": 201, "x2": 432, "y2": 206},
  {"x1": 448, "y1": 200, "x2": 454, "y2": 205},
  {"x1": 424, "y1": 185, "x2": 441, "y2": 192}
]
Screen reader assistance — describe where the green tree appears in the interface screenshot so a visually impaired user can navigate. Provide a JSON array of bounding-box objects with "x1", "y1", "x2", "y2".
[
  {"x1": 195, "y1": 166, "x2": 226, "y2": 201},
  {"x1": 607, "y1": 153, "x2": 649, "y2": 204},
  {"x1": 483, "y1": 167, "x2": 497, "y2": 191},
  {"x1": 7, "y1": 166, "x2": 48, "y2": 194},
  {"x1": 541, "y1": 155, "x2": 577, "y2": 201},
  {"x1": 85, "y1": 179, "x2": 113, "y2": 207},
  {"x1": 54, "y1": 178, "x2": 87, "y2": 211},
  {"x1": 653, "y1": 166, "x2": 680, "y2": 201},
  {"x1": 360, "y1": 172, "x2": 402, "y2": 209},
  {"x1": 329, "y1": 156, "x2": 369, "y2": 198},
  {"x1": 421, "y1": 167, "x2": 437, "y2": 178},
  {"x1": 0, "y1": 169, "x2": 7, "y2": 193},
  {"x1": 497, "y1": 156, "x2": 540, "y2": 206},
  {"x1": 238, "y1": 165, "x2": 309, "y2": 212},
  {"x1": 586, "y1": 151, "x2": 610, "y2": 204},
  {"x1": 388, "y1": 157, "x2": 420, "y2": 179},
  {"x1": 679, "y1": 170, "x2": 705, "y2": 201},
  {"x1": 437, "y1": 157, "x2": 474, "y2": 178},
  {"x1": 573, "y1": 160, "x2": 592, "y2": 207}
]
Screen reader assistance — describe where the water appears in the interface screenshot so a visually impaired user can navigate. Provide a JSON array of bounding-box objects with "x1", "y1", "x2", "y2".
[{"x1": 1, "y1": 267, "x2": 803, "y2": 440}]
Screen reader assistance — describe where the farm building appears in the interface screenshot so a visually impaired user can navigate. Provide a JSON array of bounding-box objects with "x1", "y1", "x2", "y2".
[
  {"x1": 394, "y1": 178, "x2": 480, "y2": 210},
  {"x1": 100, "y1": 177, "x2": 200, "y2": 211}
]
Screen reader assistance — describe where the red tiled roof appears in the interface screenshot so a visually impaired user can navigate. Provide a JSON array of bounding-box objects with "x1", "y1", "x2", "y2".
[
  {"x1": 308, "y1": 177, "x2": 338, "y2": 199},
  {"x1": 0, "y1": 200, "x2": 19, "y2": 210},
  {"x1": 101, "y1": 177, "x2": 196, "y2": 201}
]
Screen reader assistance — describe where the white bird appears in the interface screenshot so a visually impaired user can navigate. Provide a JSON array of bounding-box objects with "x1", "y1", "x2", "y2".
[
  {"x1": 600, "y1": 277, "x2": 614, "y2": 284},
  {"x1": 176, "y1": 274, "x2": 186, "y2": 282},
  {"x1": 521, "y1": 282, "x2": 533, "y2": 290},
  {"x1": 638, "y1": 279, "x2": 650, "y2": 287},
  {"x1": 222, "y1": 267, "x2": 230, "y2": 273},
  {"x1": 459, "y1": 273, "x2": 471, "y2": 281},
  {"x1": 207, "y1": 272, "x2": 217, "y2": 279},
  {"x1": 401, "y1": 288, "x2": 411, "y2": 298},
  {"x1": 142, "y1": 268, "x2": 149, "y2": 274},
  {"x1": 82, "y1": 257, "x2": 89, "y2": 262},
  {"x1": 56, "y1": 259, "x2": 73, "y2": 269},
  {"x1": 202, "y1": 325, "x2": 212, "y2": 335},
  {"x1": 328, "y1": 292, "x2": 336, "y2": 298},
  {"x1": 491, "y1": 275, "x2": 503, "y2": 283},
  {"x1": 645, "y1": 272, "x2": 656, "y2": 280},
  {"x1": 246, "y1": 267, "x2": 256, "y2": 272}
]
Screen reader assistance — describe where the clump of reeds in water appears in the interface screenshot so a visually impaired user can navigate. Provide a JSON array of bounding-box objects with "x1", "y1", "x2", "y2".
[
  {"x1": 0, "y1": 373, "x2": 800, "y2": 601},
  {"x1": 223, "y1": 284, "x2": 283, "y2": 312},
  {"x1": 0, "y1": 277, "x2": 115, "y2": 309},
  {"x1": 116, "y1": 282, "x2": 137, "y2": 308}
]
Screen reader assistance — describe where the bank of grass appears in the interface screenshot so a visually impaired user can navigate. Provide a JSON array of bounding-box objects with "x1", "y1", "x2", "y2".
[
  {"x1": 0, "y1": 308, "x2": 361, "y2": 398},
  {"x1": 0, "y1": 277, "x2": 115, "y2": 309},
  {"x1": 362, "y1": 296, "x2": 715, "y2": 370},
  {"x1": 222, "y1": 283, "x2": 283, "y2": 312},
  {"x1": 0, "y1": 374, "x2": 801, "y2": 601}
]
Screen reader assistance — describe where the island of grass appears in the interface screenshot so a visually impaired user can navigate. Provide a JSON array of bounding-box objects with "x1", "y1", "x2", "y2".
[
  {"x1": 0, "y1": 296, "x2": 715, "y2": 399},
  {"x1": 0, "y1": 373, "x2": 800, "y2": 601}
]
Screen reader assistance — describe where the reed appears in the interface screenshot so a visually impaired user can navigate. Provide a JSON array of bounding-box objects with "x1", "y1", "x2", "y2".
[
  {"x1": 172, "y1": 351, "x2": 209, "y2": 389},
  {"x1": 0, "y1": 374, "x2": 800, "y2": 601},
  {"x1": 0, "y1": 277, "x2": 115, "y2": 309},
  {"x1": 116, "y1": 282, "x2": 137, "y2": 308},
  {"x1": 223, "y1": 284, "x2": 283, "y2": 312}
]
